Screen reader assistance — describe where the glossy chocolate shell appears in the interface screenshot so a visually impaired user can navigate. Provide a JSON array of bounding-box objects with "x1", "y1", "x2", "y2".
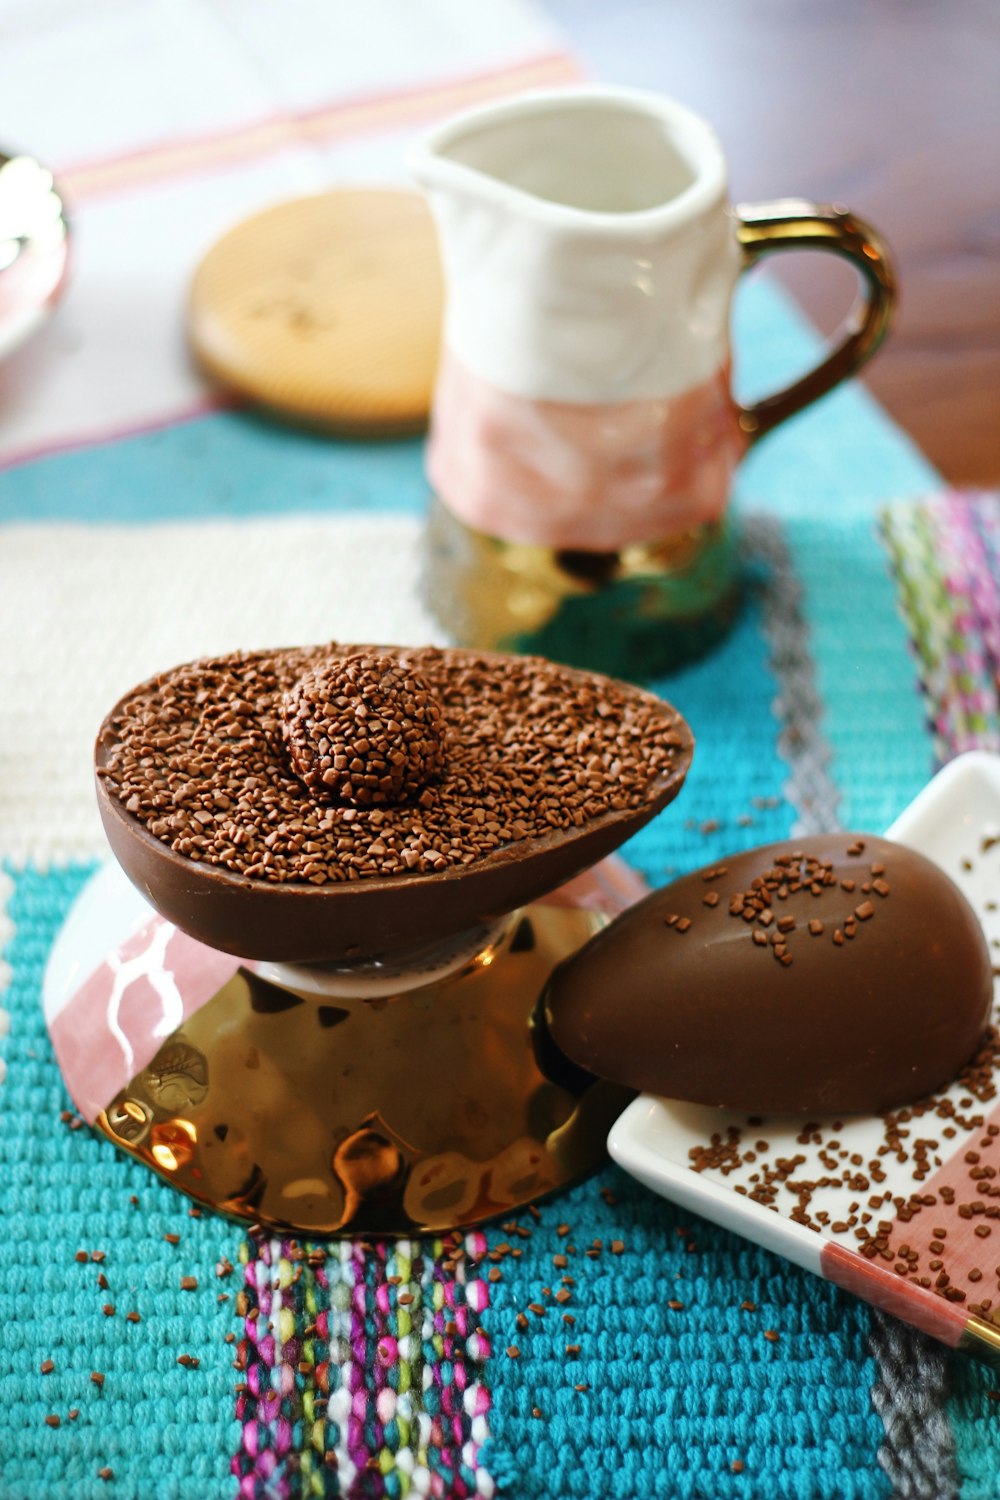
[
  {"x1": 544, "y1": 834, "x2": 993, "y2": 1115},
  {"x1": 95, "y1": 646, "x2": 693, "y2": 963}
]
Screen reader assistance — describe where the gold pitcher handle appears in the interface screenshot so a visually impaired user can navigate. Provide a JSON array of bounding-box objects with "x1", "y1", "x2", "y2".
[{"x1": 735, "y1": 199, "x2": 897, "y2": 443}]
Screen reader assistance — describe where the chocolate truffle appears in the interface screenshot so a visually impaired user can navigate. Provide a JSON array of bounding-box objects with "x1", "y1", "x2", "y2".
[
  {"x1": 281, "y1": 653, "x2": 445, "y2": 805},
  {"x1": 543, "y1": 834, "x2": 993, "y2": 1115}
]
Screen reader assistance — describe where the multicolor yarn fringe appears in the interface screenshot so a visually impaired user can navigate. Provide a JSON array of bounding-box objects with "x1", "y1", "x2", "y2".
[
  {"x1": 233, "y1": 1235, "x2": 493, "y2": 1500},
  {"x1": 881, "y1": 491, "x2": 1000, "y2": 762}
]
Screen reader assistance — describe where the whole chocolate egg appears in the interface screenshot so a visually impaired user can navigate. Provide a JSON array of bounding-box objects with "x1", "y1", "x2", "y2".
[{"x1": 543, "y1": 834, "x2": 994, "y2": 1115}]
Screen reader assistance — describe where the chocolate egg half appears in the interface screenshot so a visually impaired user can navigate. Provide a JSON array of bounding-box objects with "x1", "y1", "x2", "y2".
[
  {"x1": 544, "y1": 835, "x2": 993, "y2": 1115},
  {"x1": 95, "y1": 644, "x2": 693, "y2": 962}
]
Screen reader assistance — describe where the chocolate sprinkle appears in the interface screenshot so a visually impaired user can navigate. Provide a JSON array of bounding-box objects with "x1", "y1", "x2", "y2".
[{"x1": 99, "y1": 646, "x2": 687, "y2": 886}]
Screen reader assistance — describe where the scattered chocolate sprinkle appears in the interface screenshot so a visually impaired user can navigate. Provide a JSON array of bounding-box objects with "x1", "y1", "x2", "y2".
[
  {"x1": 976, "y1": 1225, "x2": 992, "y2": 1238},
  {"x1": 732, "y1": 1461, "x2": 745, "y2": 1474},
  {"x1": 90, "y1": 1372, "x2": 105, "y2": 1387},
  {"x1": 610, "y1": 1240, "x2": 625, "y2": 1255},
  {"x1": 573, "y1": 1382, "x2": 589, "y2": 1392},
  {"x1": 177, "y1": 1354, "x2": 200, "y2": 1368},
  {"x1": 68, "y1": 1409, "x2": 78, "y2": 1421},
  {"x1": 98, "y1": 1469, "x2": 113, "y2": 1483},
  {"x1": 505, "y1": 1346, "x2": 520, "y2": 1359},
  {"x1": 763, "y1": 1330, "x2": 780, "y2": 1343},
  {"x1": 44, "y1": 1414, "x2": 60, "y2": 1429},
  {"x1": 74, "y1": 1251, "x2": 88, "y2": 1264},
  {"x1": 102, "y1": 1304, "x2": 115, "y2": 1317},
  {"x1": 97, "y1": 1272, "x2": 109, "y2": 1290},
  {"x1": 180, "y1": 1276, "x2": 198, "y2": 1291},
  {"x1": 164, "y1": 1233, "x2": 180, "y2": 1246},
  {"x1": 40, "y1": 1359, "x2": 54, "y2": 1375},
  {"x1": 126, "y1": 1311, "x2": 141, "y2": 1324},
  {"x1": 668, "y1": 1299, "x2": 684, "y2": 1311},
  {"x1": 740, "y1": 1300, "x2": 756, "y2": 1312}
]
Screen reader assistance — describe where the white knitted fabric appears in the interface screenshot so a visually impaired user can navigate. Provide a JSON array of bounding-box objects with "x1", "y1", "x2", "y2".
[{"x1": 0, "y1": 513, "x2": 440, "y2": 866}]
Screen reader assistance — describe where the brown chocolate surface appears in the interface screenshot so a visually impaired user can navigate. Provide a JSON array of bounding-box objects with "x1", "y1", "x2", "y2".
[
  {"x1": 95, "y1": 644, "x2": 693, "y2": 962},
  {"x1": 544, "y1": 835, "x2": 994, "y2": 1115}
]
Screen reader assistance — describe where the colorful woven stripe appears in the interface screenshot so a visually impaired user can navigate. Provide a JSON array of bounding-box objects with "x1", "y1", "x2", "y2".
[
  {"x1": 234, "y1": 1234, "x2": 493, "y2": 1499},
  {"x1": 881, "y1": 492, "x2": 1000, "y2": 762},
  {"x1": 878, "y1": 489, "x2": 1000, "y2": 1498}
]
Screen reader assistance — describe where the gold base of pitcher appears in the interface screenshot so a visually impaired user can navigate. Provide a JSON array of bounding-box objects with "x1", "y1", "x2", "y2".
[
  {"x1": 96, "y1": 903, "x2": 629, "y2": 1238},
  {"x1": 421, "y1": 495, "x2": 742, "y2": 677}
]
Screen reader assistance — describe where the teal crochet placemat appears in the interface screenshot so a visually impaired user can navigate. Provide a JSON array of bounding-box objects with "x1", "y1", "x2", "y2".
[{"x1": 6, "y1": 465, "x2": 1000, "y2": 1499}]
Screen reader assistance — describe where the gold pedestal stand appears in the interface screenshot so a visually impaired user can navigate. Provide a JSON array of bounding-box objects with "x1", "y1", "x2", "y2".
[{"x1": 96, "y1": 904, "x2": 630, "y2": 1238}]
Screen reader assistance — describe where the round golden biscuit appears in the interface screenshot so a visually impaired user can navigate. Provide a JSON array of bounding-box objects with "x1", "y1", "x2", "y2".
[{"x1": 188, "y1": 189, "x2": 443, "y2": 434}]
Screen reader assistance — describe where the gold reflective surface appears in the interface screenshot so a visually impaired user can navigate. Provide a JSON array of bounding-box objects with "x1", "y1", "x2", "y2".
[
  {"x1": 421, "y1": 494, "x2": 740, "y2": 676},
  {"x1": 963, "y1": 1315, "x2": 1000, "y2": 1368},
  {"x1": 97, "y1": 904, "x2": 630, "y2": 1236}
]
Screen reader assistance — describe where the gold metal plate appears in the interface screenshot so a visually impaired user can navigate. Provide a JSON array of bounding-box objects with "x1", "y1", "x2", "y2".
[{"x1": 96, "y1": 904, "x2": 630, "y2": 1236}]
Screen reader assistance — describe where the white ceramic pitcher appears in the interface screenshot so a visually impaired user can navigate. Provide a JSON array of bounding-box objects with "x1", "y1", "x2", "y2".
[{"x1": 410, "y1": 86, "x2": 895, "y2": 664}]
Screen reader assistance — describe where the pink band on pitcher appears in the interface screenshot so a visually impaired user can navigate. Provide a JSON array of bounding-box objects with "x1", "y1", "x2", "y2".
[{"x1": 427, "y1": 349, "x2": 746, "y2": 550}]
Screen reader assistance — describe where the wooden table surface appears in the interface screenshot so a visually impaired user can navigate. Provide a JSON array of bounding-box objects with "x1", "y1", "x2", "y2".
[{"x1": 547, "y1": 0, "x2": 1000, "y2": 487}]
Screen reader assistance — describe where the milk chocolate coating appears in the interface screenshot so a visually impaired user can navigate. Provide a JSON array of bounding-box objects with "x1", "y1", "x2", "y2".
[
  {"x1": 95, "y1": 646, "x2": 693, "y2": 963},
  {"x1": 544, "y1": 835, "x2": 994, "y2": 1115}
]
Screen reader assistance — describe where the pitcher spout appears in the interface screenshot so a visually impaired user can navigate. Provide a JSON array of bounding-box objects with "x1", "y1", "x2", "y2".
[{"x1": 409, "y1": 85, "x2": 728, "y2": 227}]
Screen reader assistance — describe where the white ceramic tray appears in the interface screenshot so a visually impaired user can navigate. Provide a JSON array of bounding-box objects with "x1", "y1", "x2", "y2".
[{"x1": 609, "y1": 751, "x2": 1000, "y2": 1361}]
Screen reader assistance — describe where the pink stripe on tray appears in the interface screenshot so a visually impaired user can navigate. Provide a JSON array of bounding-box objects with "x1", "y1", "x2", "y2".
[
  {"x1": 57, "y1": 52, "x2": 581, "y2": 205},
  {"x1": 821, "y1": 1241, "x2": 968, "y2": 1347},
  {"x1": 822, "y1": 1086, "x2": 1000, "y2": 1344},
  {"x1": 48, "y1": 916, "x2": 241, "y2": 1122}
]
